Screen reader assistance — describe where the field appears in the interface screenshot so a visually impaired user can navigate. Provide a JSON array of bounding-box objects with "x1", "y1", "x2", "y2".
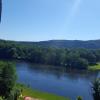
[
  {"x1": 88, "y1": 63, "x2": 100, "y2": 71},
  {"x1": 17, "y1": 84, "x2": 69, "y2": 100}
]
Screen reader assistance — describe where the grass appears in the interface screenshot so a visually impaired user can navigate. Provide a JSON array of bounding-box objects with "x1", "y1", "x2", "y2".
[
  {"x1": 16, "y1": 84, "x2": 69, "y2": 100},
  {"x1": 88, "y1": 63, "x2": 100, "y2": 71}
]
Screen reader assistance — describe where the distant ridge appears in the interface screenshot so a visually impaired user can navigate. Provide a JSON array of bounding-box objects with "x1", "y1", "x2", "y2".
[
  {"x1": 0, "y1": 39, "x2": 100, "y2": 49},
  {"x1": 34, "y1": 40, "x2": 100, "y2": 49}
]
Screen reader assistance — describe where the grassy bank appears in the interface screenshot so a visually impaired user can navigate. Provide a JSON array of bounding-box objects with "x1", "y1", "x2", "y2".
[
  {"x1": 88, "y1": 63, "x2": 100, "y2": 71},
  {"x1": 17, "y1": 84, "x2": 69, "y2": 100}
]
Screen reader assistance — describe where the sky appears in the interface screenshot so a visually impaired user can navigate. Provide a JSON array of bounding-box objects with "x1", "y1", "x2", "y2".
[{"x1": 0, "y1": 0, "x2": 100, "y2": 41}]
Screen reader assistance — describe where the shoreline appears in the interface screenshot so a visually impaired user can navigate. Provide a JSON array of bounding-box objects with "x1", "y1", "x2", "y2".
[{"x1": 17, "y1": 83, "x2": 70, "y2": 100}]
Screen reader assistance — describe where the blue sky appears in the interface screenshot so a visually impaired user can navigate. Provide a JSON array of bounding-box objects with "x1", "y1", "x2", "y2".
[{"x1": 0, "y1": 0, "x2": 100, "y2": 41}]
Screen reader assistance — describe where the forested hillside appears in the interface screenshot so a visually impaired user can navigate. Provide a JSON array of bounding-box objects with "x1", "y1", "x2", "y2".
[
  {"x1": 1, "y1": 39, "x2": 100, "y2": 49},
  {"x1": 14, "y1": 40, "x2": 100, "y2": 49},
  {"x1": 0, "y1": 39, "x2": 100, "y2": 69}
]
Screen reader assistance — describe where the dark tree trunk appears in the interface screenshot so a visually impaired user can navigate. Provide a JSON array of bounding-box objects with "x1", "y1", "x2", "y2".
[{"x1": 0, "y1": 0, "x2": 2, "y2": 22}]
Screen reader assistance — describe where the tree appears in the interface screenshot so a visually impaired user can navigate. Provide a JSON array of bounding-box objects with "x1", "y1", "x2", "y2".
[
  {"x1": 92, "y1": 78, "x2": 100, "y2": 100},
  {"x1": 0, "y1": 61, "x2": 17, "y2": 98}
]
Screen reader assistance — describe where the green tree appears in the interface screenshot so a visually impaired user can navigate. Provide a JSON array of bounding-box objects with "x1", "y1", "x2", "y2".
[
  {"x1": 0, "y1": 62, "x2": 17, "y2": 98},
  {"x1": 92, "y1": 78, "x2": 100, "y2": 100}
]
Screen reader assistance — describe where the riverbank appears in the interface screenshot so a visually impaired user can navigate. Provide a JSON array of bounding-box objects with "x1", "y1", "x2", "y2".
[
  {"x1": 88, "y1": 63, "x2": 100, "y2": 71},
  {"x1": 17, "y1": 84, "x2": 69, "y2": 100}
]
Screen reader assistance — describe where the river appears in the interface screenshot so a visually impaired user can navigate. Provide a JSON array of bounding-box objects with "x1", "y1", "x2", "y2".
[{"x1": 16, "y1": 61, "x2": 100, "y2": 100}]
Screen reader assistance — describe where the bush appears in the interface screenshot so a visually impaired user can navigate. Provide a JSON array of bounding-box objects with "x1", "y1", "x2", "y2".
[{"x1": 77, "y1": 96, "x2": 83, "y2": 100}]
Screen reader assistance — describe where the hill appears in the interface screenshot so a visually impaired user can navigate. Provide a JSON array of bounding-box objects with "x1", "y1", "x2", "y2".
[
  {"x1": 1, "y1": 39, "x2": 100, "y2": 49},
  {"x1": 34, "y1": 40, "x2": 100, "y2": 49}
]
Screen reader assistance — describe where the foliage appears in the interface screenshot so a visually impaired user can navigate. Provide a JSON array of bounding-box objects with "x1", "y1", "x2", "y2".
[
  {"x1": 77, "y1": 96, "x2": 83, "y2": 100},
  {"x1": 0, "y1": 40, "x2": 100, "y2": 69},
  {"x1": 0, "y1": 61, "x2": 17, "y2": 99},
  {"x1": 0, "y1": 97, "x2": 3, "y2": 100},
  {"x1": 92, "y1": 78, "x2": 100, "y2": 100}
]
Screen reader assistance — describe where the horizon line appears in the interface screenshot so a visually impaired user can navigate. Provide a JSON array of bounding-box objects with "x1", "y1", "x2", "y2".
[{"x1": 0, "y1": 38, "x2": 100, "y2": 42}]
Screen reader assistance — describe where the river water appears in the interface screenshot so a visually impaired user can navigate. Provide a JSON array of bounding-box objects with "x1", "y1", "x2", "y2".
[{"x1": 16, "y1": 61, "x2": 100, "y2": 100}]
